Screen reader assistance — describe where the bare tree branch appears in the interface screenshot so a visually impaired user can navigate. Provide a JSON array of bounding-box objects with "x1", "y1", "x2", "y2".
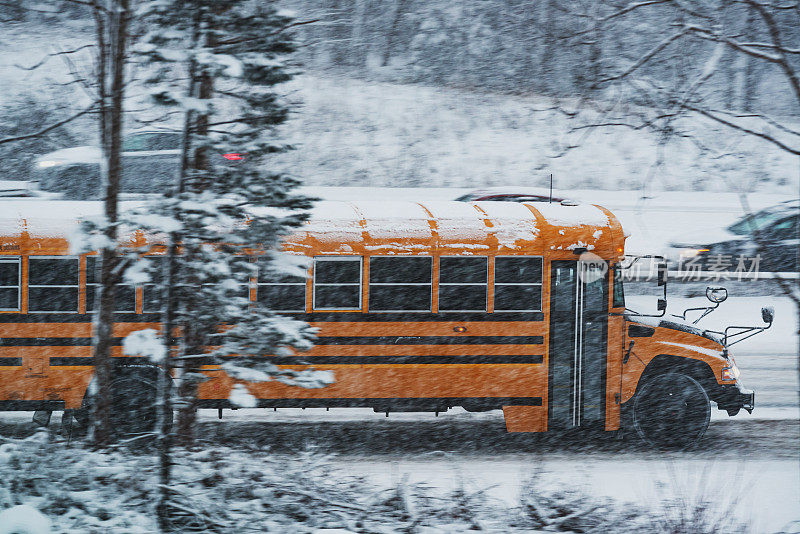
[
  {"x1": 683, "y1": 104, "x2": 800, "y2": 155},
  {"x1": 744, "y1": 0, "x2": 800, "y2": 106},
  {"x1": 683, "y1": 25, "x2": 783, "y2": 63},
  {"x1": 737, "y1": 41, "x2": 800, "y2": 54},
  {"x1": 718, "y1": 110, "x2": 800, "y2": 138},
  {"x1": 0, "y1": 102, "x2": 97, "y2": 146},
  {"x1": 14, "y1": 44, "x2": 95, "y2": 71},
  {"x1": 214, "y1": 19, "x2": 320, "y2": 47},
  {"x1": 598, "y1": 29, "x2": 690, "y2": 84},
  {"x1": 560, "y1": 0, "x2": 669, "y2": 38}
]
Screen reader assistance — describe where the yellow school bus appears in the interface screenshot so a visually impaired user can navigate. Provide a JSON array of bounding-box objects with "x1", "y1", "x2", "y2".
[{"x1": 0, "y1": 200, "x2": 762, "y2": 446}]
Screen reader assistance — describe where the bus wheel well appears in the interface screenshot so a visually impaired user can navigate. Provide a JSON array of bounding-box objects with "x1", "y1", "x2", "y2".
[{"x1": 638, "y1": 355, "x2": 719, "y2": 397}]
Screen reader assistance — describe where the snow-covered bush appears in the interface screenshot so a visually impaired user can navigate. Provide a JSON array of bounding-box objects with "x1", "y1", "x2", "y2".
[{"x1": 0, "y1": 432, "x2": 754, "y2": 533}]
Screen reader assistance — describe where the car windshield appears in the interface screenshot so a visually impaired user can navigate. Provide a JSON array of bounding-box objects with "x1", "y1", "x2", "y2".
[
  {"x1": 123, "y1": 133, "x2": 180, "y2": 152},
  {"x1": 727, "y1": 209, "x2": 788, "y2": 235}
]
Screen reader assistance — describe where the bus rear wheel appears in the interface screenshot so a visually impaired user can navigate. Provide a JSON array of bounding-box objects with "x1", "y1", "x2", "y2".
[
  {"x1": 108, "y1": 376, "x2": 160, "y2": 438},
  {"x1": 632, "y1": 373, "x2": 710, "y2": 448},
  {"x1": 72, "y1": 376, "x2": 166, "y2": 440}
]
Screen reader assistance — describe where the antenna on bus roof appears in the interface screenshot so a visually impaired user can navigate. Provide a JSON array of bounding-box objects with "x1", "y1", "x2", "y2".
[{"x1": 549, "y1": 174, "x2": 553, "y2": 204}]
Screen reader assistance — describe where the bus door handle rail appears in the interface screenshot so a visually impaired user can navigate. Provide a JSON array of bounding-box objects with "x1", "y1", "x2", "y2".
[{"x1": 623, "y1": 340, "x2": 635, "y2": 365}]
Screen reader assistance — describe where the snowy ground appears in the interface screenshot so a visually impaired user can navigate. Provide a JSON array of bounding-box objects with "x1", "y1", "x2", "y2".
[{"x1": 4, "y1": 409, "x2": 797, "y2": 532}]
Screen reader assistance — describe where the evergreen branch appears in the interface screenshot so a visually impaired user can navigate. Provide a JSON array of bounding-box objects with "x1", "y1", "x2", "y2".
[{"x1": 0, "y1": 102, "x2": 98, "y2": 146}]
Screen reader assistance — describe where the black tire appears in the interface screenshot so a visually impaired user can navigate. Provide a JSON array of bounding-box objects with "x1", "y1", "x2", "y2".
[
  {"x1": 73, "y1": 375, "x2": 170, "y2": 440},
  {"x1": 632, "y1": 372, "x2": 711, "y2": 448},
  {"x1": 109, "y1": 376, "x2": 159, "y2": 437}
]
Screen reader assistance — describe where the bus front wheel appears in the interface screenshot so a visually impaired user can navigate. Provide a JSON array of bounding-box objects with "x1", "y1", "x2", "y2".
[{"x1": 632, "y1": 373, "x2": 711, "y2": 448}]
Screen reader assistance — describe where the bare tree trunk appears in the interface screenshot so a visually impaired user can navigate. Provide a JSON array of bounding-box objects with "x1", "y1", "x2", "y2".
[
  {"x1": 156, "y1": 6, "x2": 201, "y2": 523},
  {"x1": 381, "y1": 0, "x2": 407, "y2": 67},
  {"x1": 538, "y1": 0, "x2": 555, "y2": 93},
  {"x1": 329, "y1": 0, "x2": 349, "y2": 66},
  {"x1": 91, "y1": 0, "x2": 129, "y2": 449},
  {"x1": 176, "y1": 20, "x2": 214, "y2": 448},
  {"x1": 742, "y1": 7, "x2": 758, "y2": 112},
  {"x1": 350, "y1": 0, "x2": 367, "y2": 67}
]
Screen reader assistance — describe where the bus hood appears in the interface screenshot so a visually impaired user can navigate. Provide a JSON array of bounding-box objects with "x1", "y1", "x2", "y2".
[{"x1": 625, "y1": 313, "x2": 725, "y2": 345}]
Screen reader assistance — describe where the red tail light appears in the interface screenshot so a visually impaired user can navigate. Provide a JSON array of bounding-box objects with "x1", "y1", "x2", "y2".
[{"x1": 223, "y1": 153, "x2": 243, "y2": 161}]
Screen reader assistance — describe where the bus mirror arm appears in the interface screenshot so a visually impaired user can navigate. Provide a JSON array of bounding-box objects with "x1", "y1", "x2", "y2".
[
  {"x1": 721, "y1": 308, "x2": 775, "y2": 347},
  {"x1": 672, "y1": 300, "x2": 721, "y2": 324},
  {"x1": 623, "y1": 340, "x2": 635, "y2": 364}
]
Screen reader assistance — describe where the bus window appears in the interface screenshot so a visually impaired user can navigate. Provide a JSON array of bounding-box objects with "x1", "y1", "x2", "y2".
[
  {"x1": 85, "y1": 256, "x2": 136, "y2": 312},
  {"x1": 612, "y1": 265, "x2": 625, "y2": 309},
  {"x1": 494, "y1": 256, "x2": 543, "y2": 312},
  {"x1": 257, "y1": 257, "x2": 306, "y2": 312},
  {"x1": 368, "y1": 256, "x2": 432, "y2": 312},
  {"x1": 582, "y1": 263, "x2": 607, "y2": 312},
  {"x1": 0, "y1": 257, "x2": 20, "y2": 311},
  {"x1": 142, "y1": 256, "x2": 167, "y2": 312},
  {"x1": 313, "y1": 257, "x2": 361, "y2": 310},
  {"x1": 28, "y1": 257, "x2": 79, "y2": 312},
  {"x1": 439, "y1": 256, "x2": 487, "y2": 312}
]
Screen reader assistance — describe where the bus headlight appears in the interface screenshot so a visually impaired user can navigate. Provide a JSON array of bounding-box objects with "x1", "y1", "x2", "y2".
[{"x1": 721, "y1": 364, "x2": 740, "y2": 381}]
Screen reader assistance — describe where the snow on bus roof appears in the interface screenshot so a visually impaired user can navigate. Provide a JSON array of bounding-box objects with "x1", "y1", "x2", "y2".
[
  {"x1": 302, "y1": 201, "x2": 612, "y2": 249},
  {"x1": 532, "y1": 202, "x2": 610, "y2": 227},
  {"x1": 416, "y1": 201, "x2": 487, "y2": 244},
  {"x1": 0, "y1": 199, "x2": 613, "y2": 245},
  {"x1": 355, "y1": 201, "x2": 432, "y2": 241},
  {"x1": 0, "y1": 200, "x2": 133, "y2": 238},
  {"x1": 472, "y1": 201, "x2": 540, "y2": 248}
]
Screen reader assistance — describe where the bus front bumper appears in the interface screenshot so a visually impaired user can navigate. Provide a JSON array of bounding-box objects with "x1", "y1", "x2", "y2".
[{"x1": 716, "y1": 382, "x2": 755, "y2": 415}]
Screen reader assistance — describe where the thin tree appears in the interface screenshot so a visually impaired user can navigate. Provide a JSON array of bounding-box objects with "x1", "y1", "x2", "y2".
[
  {"x1": 89, "y1": 0, "x2": 131, "y2": 449},
  {"x1": 128, "y1": 2, "x2": 333, "y2": 525},
  {"x1": 0, "y1": 0, "x2": 134, "y2": 448}
]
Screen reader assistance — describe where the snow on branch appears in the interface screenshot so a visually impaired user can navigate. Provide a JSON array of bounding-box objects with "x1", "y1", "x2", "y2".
[{"x1": 123, "y1": 329, "x2": 167, "y2": 363}]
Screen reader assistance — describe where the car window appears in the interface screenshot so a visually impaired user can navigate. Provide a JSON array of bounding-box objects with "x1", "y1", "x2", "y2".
[
  {"x1": 765, "y1": 216, "x2": 799, "y2": 239},
  {"x1": 122, "y1": 135, "x2": 148, "y2": 152},
  {"x1": 123, "y1": 133, "x2": 180, "y2": 152},
  {"x1": 727, "y1": 210, "x2": 788, "y2": 235},
  {"x1": 148, "y1": 133, "x2": 180, "y2": 150}
]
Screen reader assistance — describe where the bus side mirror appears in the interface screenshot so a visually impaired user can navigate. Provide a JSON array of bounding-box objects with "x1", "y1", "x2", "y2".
[
  {"x1": 761, "y1": 306, "x2": 774, "y2": 324},
  {"x1": 657, "y1": 264, "x2": 667, "y2": 286},
  {"x1": 657, "y1": 299, "x2": 667, "y2": 311},
  {"x1": 706, "y1": 286, "x2": 728, "y2": 303}
]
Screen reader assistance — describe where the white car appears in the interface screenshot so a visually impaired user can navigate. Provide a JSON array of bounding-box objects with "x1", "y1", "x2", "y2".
[{"x1": 32, "y1": 131, "x2": 182, "y2": 199}]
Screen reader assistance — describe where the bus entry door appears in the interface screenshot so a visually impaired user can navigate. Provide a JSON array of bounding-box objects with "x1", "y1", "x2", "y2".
[{"x1": 548, "y1": 260, "x2": 609, "y2": 430}]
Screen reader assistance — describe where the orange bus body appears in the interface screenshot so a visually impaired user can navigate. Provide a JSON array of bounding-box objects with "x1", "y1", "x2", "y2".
[{"x1": 0, "y1": 200, "x2": 746, "y2": 435}]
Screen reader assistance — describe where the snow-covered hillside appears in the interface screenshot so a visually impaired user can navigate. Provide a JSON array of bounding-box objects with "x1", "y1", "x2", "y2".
[
  {"x1": 274, "y1": 75, "x2": 800, "y2": 194},
  {"x1": 2, "y1": 21, "x2": 799, "y2": 195}
]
